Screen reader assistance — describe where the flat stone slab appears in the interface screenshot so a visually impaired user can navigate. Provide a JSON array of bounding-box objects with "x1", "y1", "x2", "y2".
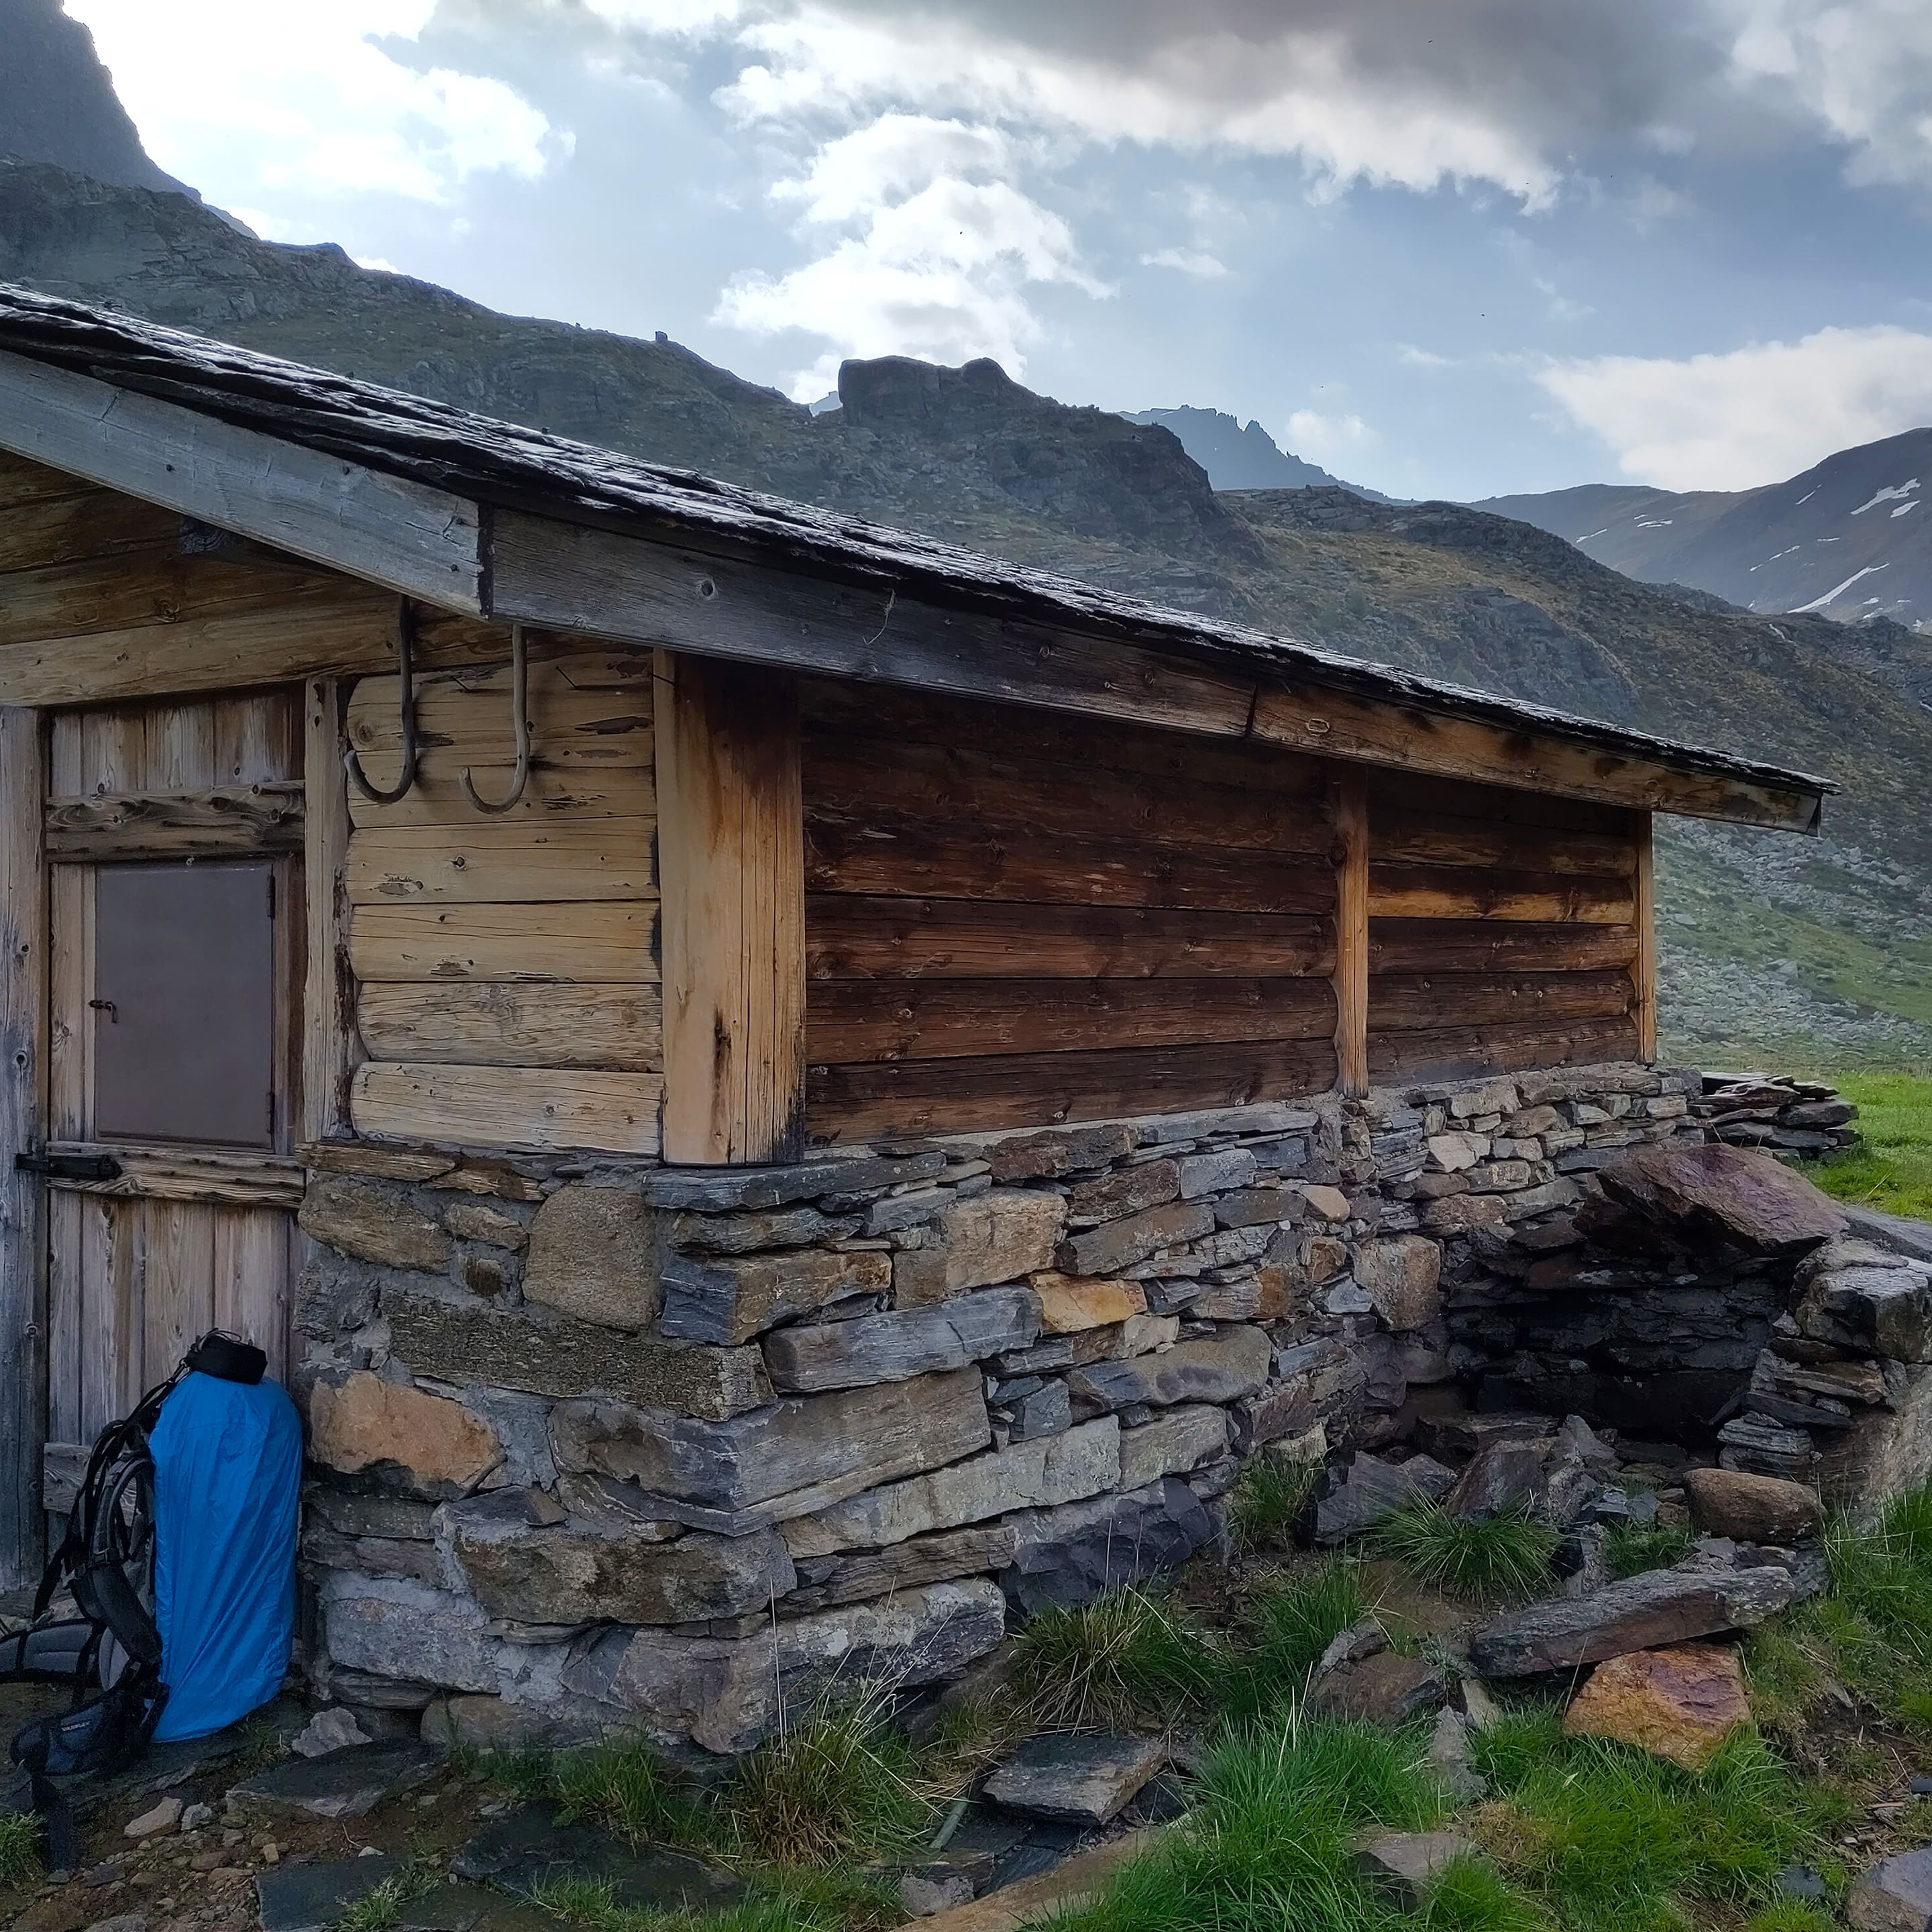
[
  {"x1": 257, "y1": 1858, "x2": 398, "y2": 1932},
  {"x1": 1470, "y1": 1562, "x2": 1794, "y2": 1678},
  {"x1": 232, "y1": 1740, "x2": 447, "y2": 1819},
  {"x1": 1849, "y1": 1845, "x2": 1932, "y2": 1931},
  {"x1": 451, "y1": 1806, "x2": 745, "y2": 1915},
  {"x1": 981, "y1": 1733, "x2": 1166, "y2": 1825}
]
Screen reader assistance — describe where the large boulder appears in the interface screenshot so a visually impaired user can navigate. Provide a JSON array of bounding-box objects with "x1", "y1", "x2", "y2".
[
  {"x1": 1682, "y1": 1468, "x2": 1823, "y2": 1544},
  {"x1": 1560, "y1": 1644, "x2": 1750, "y2": 1771},
  {"x1": 1586, "y1": 1143, "x2": 1846, "y2": 1256}
]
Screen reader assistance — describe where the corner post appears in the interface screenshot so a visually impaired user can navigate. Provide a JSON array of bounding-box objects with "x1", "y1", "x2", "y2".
[
  {"x1": 1332, "y1": 765, "x2": 1369, "y2": 1098},
  {"x1": 0, "y1": 706, "x2": 48, "y2": 1587},
  {"x1": 303, "y1": 678, "x2": 360, "y2": 1142},
  {"x1": 1632, "y1": 810, "x2": 1658, "y2": 1062},
  {"x1": 655, "y1": 651, "x2": 806, "y2": 1164}
]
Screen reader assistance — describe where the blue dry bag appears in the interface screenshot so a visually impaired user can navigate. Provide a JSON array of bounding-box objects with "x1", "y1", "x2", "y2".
[{"x1": 149, "y1": 1357, "x2": 302, "y2": 1741}]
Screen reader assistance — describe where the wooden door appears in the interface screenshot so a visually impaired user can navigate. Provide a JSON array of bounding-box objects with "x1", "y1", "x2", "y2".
[{"x1": 41, "y1": 692, "x2": 305, "y2": 1508}]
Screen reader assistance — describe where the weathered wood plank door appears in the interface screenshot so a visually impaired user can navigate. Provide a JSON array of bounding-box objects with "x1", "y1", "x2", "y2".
[{"x1": 40, "y1": 690, "x2": 304, "y2": 1513}]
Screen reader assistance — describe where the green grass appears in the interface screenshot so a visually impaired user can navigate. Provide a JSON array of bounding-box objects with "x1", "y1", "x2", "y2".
[
  {"x1": 1801, "y1": 1071, "x2": 1932, "y2": 1218},
  {"x1": 1368, "y1": 1502, "x2": 1559, "y2": 1601},
  {"x1": 1468, "y1": 1709, "x2": 1847, "y2": 1932},
  {"x1": 1417, "y1": 1856, "x2": 1553, "y2": 1932},
  {"x1": 529, "y1": 1869, "x2": 895, "y2": 1932},
  {"x1": 1010, "y1": 1586, "x2": 1222, "y2": 1731},
  {"x1": 1220, "y1": 1564, "x2": 1372, "y2": 1721},
  {"x1": 0, "y1": 1813, "x2": 38, "y2": 1890},
  {"x1": 1601, "y1": 1521, "x2": 1695, "y2": 1580},
  {"x1": 335, "y1": 1858, "x2": 440, "y2": 1932},
  {"x1": 1228, "y1": 1449, "x2": 1320, "y2": 1555}
]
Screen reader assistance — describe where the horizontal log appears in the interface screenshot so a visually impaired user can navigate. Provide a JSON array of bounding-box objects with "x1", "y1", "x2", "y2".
[
  {"x1": 806, "y1": 814, "x2": 1337, "y2": 916},
  {"x1": 808, "y1": 1037, "x2": 1340, "y2": 1143},
  {"x1": 41, "y1": 1141, "x2": 305, "y2": 1208},
  {"x1": 1364, "y1": 767, "x2": 1633, "y2": 838},
  {"x1": 1367, "y1": 1014, "x2": 1642, "y2": 1084},
  {"x1": 0, "y1": 490, "x2": 178, "y2": 574},
  {"x1": 350, "y1": 900, "x2": 658, "y2": 983},
  {"x1": 347, "y1": 819, "x2": 657, "y2": 904},
  {"x1": 352, "y1": 1061, "x2": 663, "y2": 1155},
  {"x1": 1370, "y1": 970, "x2": 1633, "y2": 1032},
  {"x1": 0, "y1": 543, "x2": 344, "y2": 649},
  {"x1": 45, "y1": 784, "x2": 304, "y2": 860},
  {"x1": 804, "y1": 734, "x2": 1332, "y2": 857},
  {"x1": 1374, "y1": 808, "x2": 1634, "y2": 878},
  {"x1": 347, "y1": 655, "x2": 654, "y2": 773},
  {"x1": 0, "y1": 448, "x2": 88, "y2": 511},
  {"x1": 1368, "y1": 865, "x2": 1633, "y2": 924},
  {"x1": 0, "y1": 591, "x2": 511, "y2": 707},
  {"x1": 799, "y1": 677, "x2": 1328, "y2": 798},
  {"x1": 1368, "y1": 919, "x2": 1638, "y2": 974},
  {"x1": 806, "y1": 896, "x2": 1336, "y2": 981},
  {"x1": 356, "y1": 981, "x2": 663, "y2": 1070},
  {"x1": 496, "y1": 514, "x2": 1821, "y2": 831},
  {"x1": 346, "y1": 757, "x2": 656, "y2": 830},
  {"x1": 809, "y1": 976, "x2": 1337, "y2": 1063}
]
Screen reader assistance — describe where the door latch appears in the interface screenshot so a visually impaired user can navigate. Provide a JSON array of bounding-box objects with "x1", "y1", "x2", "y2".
[{"x1": 14, "y1": 1149, "x2": 123, "y2": 1182}]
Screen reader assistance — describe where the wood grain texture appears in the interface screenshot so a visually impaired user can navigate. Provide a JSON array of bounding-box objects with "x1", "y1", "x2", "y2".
[
  {"x1": 806, "y1": 896, "x2": 1335, "y2": 982},
  {"x1": 357, "y1": 981, "x2": 663, "y2": 1070},
  {"x1": 0, "y1": 489, "x2": 178, "y2": 573},
  {"x1": 1367, "y1": 1014, "x2": 1642, "y2": 1083},
  {"x1": 0, "y1": 449, "x2": 89, "y2": 511},
  {"x1": 0, "y1": 708, "x2": 48, "y2": 1584},
  {"x1": 346, "y1": 818, "x2": 657, "y2": 904},
  {"x1": 1367, "y1": 864, "x2": 1635, "y2": 924},
  {"x1": 808, "y1": 1037, "x2": 1339, "y2": 1144},
  {"x1": 804, "y1": 735, "x2": 1332, "y2": 856},
  {"x1": 1363, "y1": 767, "x2": 1635, "y2": 838},
  {"x1": 807, "y1": 814, "x2": 1338, "y2": 915},
  {"x1": 657, "y1": 651, "x2": 806, "y2": 1164},
  {"x1": 47, "y1": 863, "x2": 94, "y2": 1141},
  {"x1": 303, "y1": 679, "x2": 360, "y2": 1142},
  {"x1": 345, "y1": 757, "x2": 655, "y2": 830},
  {"x1": 352, "y1": 1061, "x2": 663, "y2": 1155},
  {"x1": 1367, "y1": 919, "x2": 1640, "y2": 974},
  {"x1": 1633, "y1": 812, "x2": 1658, "y2": 1063},
  {"x1": 1375, "y1": 809, "x2": 1635, "y2": 878},
  {"x1": 43, "y1": 1142, "x2": 306, "y2": 1209},
  {"x1": 1332, "y1": 767, "x2": 1369, "y2": 1098},
  {"x1": 1370, "y1": 970, "x2": 1633, "y2": 1032},
  {"x1": 45, "y1": 784, "x2": 304, "y2": 860},
  {"x1": 350, "y1": 900, "x2": 657, "y2": 983},
  {"x1": 0, "y1": 349, "x2": 483, "y2": 609},
  {"x1": 808, "y1": 977, "x2": 1337, "y2": 1063}
]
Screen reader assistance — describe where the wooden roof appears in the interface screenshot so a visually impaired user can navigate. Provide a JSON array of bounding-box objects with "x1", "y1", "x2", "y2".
[{"x1": 0, "y1": 283, "x2": 1832, "y2": 830}]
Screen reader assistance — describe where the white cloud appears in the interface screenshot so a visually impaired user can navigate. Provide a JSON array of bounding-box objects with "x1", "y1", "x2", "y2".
[
  {"x1": 1538, "y1": 325, "x2": 1932, "y2": 489},
  {"x1": 64, "y1": 0, "x2": 559, "y2": 205},
  {"x1": 1140, "y1": 247, "x2": 1229, "y2": 279},
  {"x1": 1287, "y1": 409, "x2": 1382, "y2": 465},
  {"x1": 1725, "y1": 0, "x2": 1932, "y2": 189}
]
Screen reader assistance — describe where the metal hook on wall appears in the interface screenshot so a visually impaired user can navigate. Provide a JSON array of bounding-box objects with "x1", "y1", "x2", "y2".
[
  {"x1": 460, "y1": 624, "x2": 533, "y2": 814},
  {"x1": 343, "y1": 600, "x2": 421, "y2": 805}
]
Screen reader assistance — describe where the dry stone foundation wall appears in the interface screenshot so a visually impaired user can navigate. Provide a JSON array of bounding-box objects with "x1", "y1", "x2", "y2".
[{"x1": 293, "y1": 1061, "x2": 1887, "y2": 1758}]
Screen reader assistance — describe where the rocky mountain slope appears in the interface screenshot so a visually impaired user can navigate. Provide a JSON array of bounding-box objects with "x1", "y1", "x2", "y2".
[
  {"x1": 1, "y1": 6, "x2": 1929, "y2": 1067},
  {"x1": 1481, "y1": 431, "x2": 1932, "y2": 629},
  {"x1": 1122, "y1": 405, "x2": 1393, "y2": 500}
]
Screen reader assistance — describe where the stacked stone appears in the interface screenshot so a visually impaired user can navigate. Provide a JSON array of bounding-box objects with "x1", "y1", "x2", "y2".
[
  {"x1": 291, "y1": 1095, "x2": 1462, "y2": 1756},
  {"x1": 1694, "y1": 1075, "x2": 1858, "y2": 1159}
]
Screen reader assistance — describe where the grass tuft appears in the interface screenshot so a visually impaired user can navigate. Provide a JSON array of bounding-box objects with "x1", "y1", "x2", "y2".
[
  {"x1": 1011, "y1": 1586, "x2": 1222, "y2": 1731},
  {"x1": 1220, "y1": 1563, "x2": 1372, "y2": 1721},
  {"x1": 1228, "y1": 1449, "x2": 1320, "y2": 1554},
  {"x1": 550, "y1": 1737, "x2": 702, "y2": 1847},
  {"x1": 1601, "y1": 1521, "x2": 1694, "y2": 1581},
  {"x1": 1419, "y1": 1854, "x2": 1553, "y2": 1932},
  {"x1": 0, "y1": 1813, "x2": 39, "y2": 1890},
  {"x1": 335, "y1": 1858, "x2": 440, "y2": 1932},
  {"x1": 1370, "y1": 1502, "x2": 1558, "y2": 1601}
]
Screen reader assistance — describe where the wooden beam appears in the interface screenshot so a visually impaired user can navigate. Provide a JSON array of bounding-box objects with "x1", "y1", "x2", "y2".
[
  {"x1": 488, "y1": 509, "x2": 1825, "y2": 833},
  {"x1": 45, "y1": 782, "x2": 304, "y2": 860},
  {"x1": 40, "y1": 1142, "x2": 305, "y2": 1210},
  {"x1": 655, "y1": 651, "x2": 806, "y2": 1165},
  {"x1": 1632, "y1": 811, "x2": 1658, "y2": 1062},
  {"x1": 0, "y1": 708, "x2": 48, "y2": 1586},
  {"x1": 1332, "y1": 768, "x2": 1368, "y2": 1099},
  {"x1": 0, "y1": 350, "x2": 483, "y2": 611},
  {"x1": 303, "y1": 680, "x2": 359, "y2": 1142},
  {"x1": 351, "y1": 1061, "x2": 663, "y2": 1156}
]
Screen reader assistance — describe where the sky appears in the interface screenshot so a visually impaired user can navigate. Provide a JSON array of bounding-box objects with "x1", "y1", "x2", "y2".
[{"x1": 52, "y1": 0, "x2": 1932, "y2": 502}]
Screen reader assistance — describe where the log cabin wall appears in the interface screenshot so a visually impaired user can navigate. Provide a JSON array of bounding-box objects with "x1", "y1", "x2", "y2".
[
  {"x1": 1364, "y1": 769, "x2": 1646, "y2": 1083},
  {"x1": 340, "y1": 652, "x2": 664, "y2": 1157},
  {"x1": 798, "y1": 680, "x2": 1343, "y2": 1143}
]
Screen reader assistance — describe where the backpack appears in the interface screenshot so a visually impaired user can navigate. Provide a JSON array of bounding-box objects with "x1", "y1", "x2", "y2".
[{"x1": 0, "y1": 1330, "x2": 267, "y2": 1872}]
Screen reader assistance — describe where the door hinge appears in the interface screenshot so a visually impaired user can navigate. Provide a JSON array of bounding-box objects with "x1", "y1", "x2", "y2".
[{"x1": 15, "y1": 1148, "x2": 123, "y2": 1182}]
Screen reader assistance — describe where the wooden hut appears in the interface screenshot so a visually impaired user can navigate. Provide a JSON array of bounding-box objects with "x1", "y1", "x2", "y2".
[{"x1": 0, "y1": 288, "x2": 1832, "y2": 1746}]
